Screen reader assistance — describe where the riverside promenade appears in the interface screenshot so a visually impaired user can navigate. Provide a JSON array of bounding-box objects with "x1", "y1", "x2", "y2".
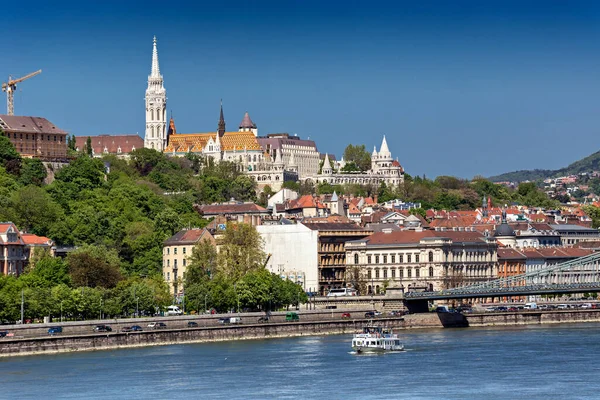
[{"x1": 2, "y1": 308, "x2": 600, "y2": 357}]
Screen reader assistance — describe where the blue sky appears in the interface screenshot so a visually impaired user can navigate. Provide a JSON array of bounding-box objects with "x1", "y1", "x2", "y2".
[{"x1": 3, "y1": 1, "x2": 600, "y2": 178}]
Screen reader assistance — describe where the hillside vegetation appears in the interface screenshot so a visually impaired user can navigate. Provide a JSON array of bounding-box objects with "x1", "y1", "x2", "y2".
[{"x1": 489, "y1": 150, "x2": 600, "y2": 182}]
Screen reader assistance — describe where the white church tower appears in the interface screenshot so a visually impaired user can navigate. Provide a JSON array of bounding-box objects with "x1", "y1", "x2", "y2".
[{"x1": 144, "y1": 36, "x2": 167, "y2": 151}]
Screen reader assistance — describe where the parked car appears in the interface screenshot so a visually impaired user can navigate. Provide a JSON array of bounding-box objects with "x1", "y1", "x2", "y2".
[
  {"x1": 166, "y1": 305, "x2": 183, "y2": 316},
  {"x1": 257, "y1": 316, "x2": 270, "y2": 323},
  {"x1": 508, "y1": 307, "x2": 518, "y2": 312},
  {"x1": 93, "y1": 325, "x2": 112, "y2": 333},
  {"x1": 496, "y1": 306, "x2": 508, "y2": 312},
  {"x1": 0, "y1": 331, "x2": 9, "y2": 338},
  {"x1": 122, "y1": 325, "x2": 143, "y2": 332},
  {"x1": 148, "y1": 322, "x2": 167, "y2": 329},
  {"x1": 364, "y1": 311, "x2": 381, "y2": 318},
  {"x1": 219, "y1": 317, "x2": 230, "y2": 324},
  {"x1": 48, "y1": 326, "x2": 63, "y2": 335},
  {"x1": 187, "y1": 321, "x2": 199, "y2": 327},
  {"x1": 581, "y1": 303, "x2": 593, "y2": 309},
  {"x1": 285, "y1": 312, "x2": 299, "y2": 322},
  {"x1": 341, "y1": 312, "x2": 351, "y2": 319}
]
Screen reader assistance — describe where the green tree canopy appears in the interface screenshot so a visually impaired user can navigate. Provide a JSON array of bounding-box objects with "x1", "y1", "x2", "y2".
[{"x1": 343, "y1": 144, "x2": 371, "y2": 172}]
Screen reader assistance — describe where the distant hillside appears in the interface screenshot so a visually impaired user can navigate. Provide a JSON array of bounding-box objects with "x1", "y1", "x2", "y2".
[{"x1": 489, "y1": 150, "x2": 600, "y2": 182}]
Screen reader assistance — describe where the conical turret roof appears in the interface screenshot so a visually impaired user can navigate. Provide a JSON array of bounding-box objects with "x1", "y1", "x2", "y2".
[{"x1": 239, "y1": 112, "x2": 257, "y2": 129}]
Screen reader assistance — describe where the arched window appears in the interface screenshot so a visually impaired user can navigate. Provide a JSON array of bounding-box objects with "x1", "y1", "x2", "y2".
[
  {"x1": 415, "y1": 268, "x2": 420, "y2": 278},
  {"x1": 151, "y1": 126, "x2": 154, "y2": 138},
  {"x1": 429, "y1": 251, "x2": 434, "y2": 262},
  {"x1": 354, "y1": 254, "x2": 359, "y2": 264},
  {"x1": 151, "y1": 109, "x2": 154, "y2": 120},
  {"x1": 429, "y1": 267, "x2": 434, "y2": 277},
  {"x1": 253, "y1": 155, "x2": 257, "y2": 162}
]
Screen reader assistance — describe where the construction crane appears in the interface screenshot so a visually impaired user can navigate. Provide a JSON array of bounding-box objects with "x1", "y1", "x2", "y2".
[{"x1": 1, "y1": 69, "x2": 42, "y2": 115}]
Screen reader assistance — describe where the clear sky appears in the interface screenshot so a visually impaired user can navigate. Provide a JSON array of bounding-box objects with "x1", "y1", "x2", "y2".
[{"x1": 2, "y1": 0, "x2": 600, "y2": 178}]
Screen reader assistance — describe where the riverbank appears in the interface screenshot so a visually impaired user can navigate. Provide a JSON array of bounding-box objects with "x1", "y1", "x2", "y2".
[{"x1": 2, "y1": 309, "x2": 600, "y2": 357}]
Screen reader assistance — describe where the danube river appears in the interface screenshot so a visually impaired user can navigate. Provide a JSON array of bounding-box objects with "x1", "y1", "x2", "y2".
[{"x1": 2, "y1": 323, "x2": 600, "y2": 399}]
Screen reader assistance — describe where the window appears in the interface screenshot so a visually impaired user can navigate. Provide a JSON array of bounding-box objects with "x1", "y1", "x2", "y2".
[
  {"x1": 167, "y1": 248, "x2": 170, "y2": 255},
  {"x1": 183, "y1": 247, "x2": 187, "y2": 255},
  {"x1": 391, "y1": 268, "x2": 396, "y2": 278},
  {"x1": 383, "y1": 268, "x2": 388, "y2": 279},
  {"x1": 375, "y1": 255, "x2": 380, "y2": 264},
  {"x1": 167, "y1": 272, "x2": 170, "y2": 281},
  {"x1": 354, "y1": 254, "x2": 359, "y2": 264},
  {"x1": 174, "y1": 259, "x2": 178, "y2": 268},
  {"x1": 415, "y1": 254, "x2": 420, "y2": 263},
  {"x1": 174, "y1": 248, "x2": 178, "y2": 255},
  {"x1": 429, "y1": 251, "x2": 434, "y2": 262},
  {"x1": 367, "y1": 255, "x2": 372, "y2": 264},
  {"x1": 415, "y1": 268, "x2": 420, "y2": 278},
  {"x1": 167, "y1": 260, "x2": 170, "y2": 267},
  {"x1": 183, "y1": 259, "x2": 187, "y2": 266},
  {"x1": 375, "y1": 269, "x2": 380, "y2": 279},
  {"x1": 407, "y1": 268, "x2": 411, "y2": 278},
  {"x1": 399, "y1": 268, "x2": 404, "y2": 278},
  {"x1": 367, "y1": 269, "x2": 372, "y2": 279},
  {"x1": 407, "y1": 254, "x2": 412, "y2": 263},
  {"x1": 429, "y1": 267, "x2": 434, "y2": 277},
  {"x1": 391, "y1": 254, "x2": 395, "y2": 263},
  {"x1": 383, "y1": 255, "x2": 387, "y2": 264},
  {"x1": 399, "y1": 254, "x2": 403, "y2": 263}
]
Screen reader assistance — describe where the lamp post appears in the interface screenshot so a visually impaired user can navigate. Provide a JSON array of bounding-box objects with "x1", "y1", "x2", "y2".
[
  {"x1": 204, "y1": 293, "x2": 208, "y2": 314},
  {"x1": 136, "y1": 297, "x2": 139, "y2": 318},
  {"x1": 60, "y1": 301, "x2": 63, "y2": 322},
  {"x1": 100, "y1": 298, "x2": 103, "y2": 320}
]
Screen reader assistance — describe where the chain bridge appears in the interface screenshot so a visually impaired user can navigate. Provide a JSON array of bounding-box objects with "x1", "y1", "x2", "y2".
[{"x1": 404, "y1": 252, "x2": 600, "y2": 311}]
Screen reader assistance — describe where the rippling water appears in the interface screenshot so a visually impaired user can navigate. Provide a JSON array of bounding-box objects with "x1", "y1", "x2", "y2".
[{"x1": 2, "y1": 323, "x2": 600, "y2": 399}]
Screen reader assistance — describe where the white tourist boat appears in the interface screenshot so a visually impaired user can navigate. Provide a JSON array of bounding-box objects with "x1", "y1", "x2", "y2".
[{"x1": 351, "y1": 324, "x2": 404, "y2": 354}]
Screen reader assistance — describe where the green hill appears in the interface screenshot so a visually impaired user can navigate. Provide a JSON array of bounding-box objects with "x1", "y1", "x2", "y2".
[{"x1": 489, "y1": 150, "x2": 600, "y2": 182}]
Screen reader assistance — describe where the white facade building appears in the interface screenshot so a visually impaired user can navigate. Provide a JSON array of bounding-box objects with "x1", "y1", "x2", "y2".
[
  {"x1": 257, "y1": 223, "x2": 319, "y2": 294},
  {"x1": 144, "y1": 36, "x2": 167, "y2": 151}
]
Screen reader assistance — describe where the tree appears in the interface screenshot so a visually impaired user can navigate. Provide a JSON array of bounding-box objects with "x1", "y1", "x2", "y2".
[
  {"x1": 343, "y1": 144, "x2": 371, "y2": 172},
  {"x1": 67, "y1": 245, "x2": 123, "y2": 288},
  {"x1": 217, "y1": 223, "x2": 266, "y2": 282},
  {"x1": 85, "y1": 137, "x2": 93, "y2": 157},
  {"x1": 8, "y1": 185, "x2": 63, "y2": 235},
  {"x1": 19, "y1": 158, "x2": 47, "y2": 186},
  {"x1": 340, "y1": 161, "x2": 360, "y2": 173},
  {"x1": 583, "y1": 206, "x2": 600, "y2": 229},
  {"x1": 282, "y1": 180, "x2": 300, "y2": 192},
  {"x1": 0, "y1": 134, "x2": 21, "y2": 166},
  {"x1": 345, "y1": 266, "x2": 367, "y2": 295},
  {"x1": 185, "y1": 239, "x2": 218, "y2": 287}
]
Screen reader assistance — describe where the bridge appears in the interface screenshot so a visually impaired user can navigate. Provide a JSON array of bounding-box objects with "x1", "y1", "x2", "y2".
[{"x1": 404, "y1": 251, "x2": 600, "y2": 312}]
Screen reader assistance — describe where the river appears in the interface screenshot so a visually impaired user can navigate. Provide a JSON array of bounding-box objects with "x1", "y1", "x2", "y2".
[{"x1": 1, "y1": 323, "x2": 600, "y2": 399}]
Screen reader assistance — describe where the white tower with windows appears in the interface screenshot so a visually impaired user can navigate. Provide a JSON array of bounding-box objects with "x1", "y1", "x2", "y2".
[{"x1": 144, "y1": 36, "x2": 167, "y2": 151}]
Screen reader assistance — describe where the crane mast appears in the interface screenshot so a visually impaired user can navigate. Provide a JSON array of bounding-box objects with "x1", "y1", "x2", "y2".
[{"x1": 1, "y1": 69, "x2": 42, "y2": 115}]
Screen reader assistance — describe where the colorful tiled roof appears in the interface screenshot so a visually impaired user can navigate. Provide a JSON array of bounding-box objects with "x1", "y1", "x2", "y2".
[{"x1": 164, "y1": 131, "x2": 262, "y2": 153}]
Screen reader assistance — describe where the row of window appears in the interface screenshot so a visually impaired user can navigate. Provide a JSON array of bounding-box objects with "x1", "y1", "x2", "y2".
[
  {"x1": 165, "y1": 247, "x2": 187, "y2": 255},
  {"x1": 357, "y1": 252, "x2": 434, "y2": 265},
  {"x1": 165, "y1": 259, "x2": 187, "y2": 268},
  {"x1": 4, "y1": 132, "x2": 62, "y2": 142},
  {"x1": 366, "y1": 266, "x2": 435, "y2": 279}
]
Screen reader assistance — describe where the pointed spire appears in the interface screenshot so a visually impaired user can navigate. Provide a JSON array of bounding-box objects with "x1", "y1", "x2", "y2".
[
  {"x1": 372, "y1": 146, "x2": 378, "y2": 156},
  {"x1": 215, "y1": 132, "x2": 221, "y2": 147},
  {"x1": 167, "y1": 113, "x2": 176, "y2": 136},
  {"x1": 218, "y1": 99, "x2": 226, "y2": 136},
  {"x1": 151, "y1": 36, "x2": 161, "y2": 78},
  {"x1": 380, "y1": 135, "x2": 390, "y2": 154},
  {"x1": 331, "y1": 191, "x2": 338, "y2": 202},
  {"x1": 275, "y1": 149, "x2": 283, "y2": 164},
  {"x1": 239, "y1": 112, "x2": 257, "y2": 130}
]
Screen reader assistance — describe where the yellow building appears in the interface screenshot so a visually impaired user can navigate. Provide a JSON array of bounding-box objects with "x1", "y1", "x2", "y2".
[{"x1": 163, "y1": 228, "x2": 215, "y2": 295}]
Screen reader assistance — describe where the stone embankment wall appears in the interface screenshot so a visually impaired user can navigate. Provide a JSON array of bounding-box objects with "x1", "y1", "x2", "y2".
[
  {"x1": 465, "y1": 309, "x2": 600, "y2": 327},
  {"x1": 0, "y1": 317, "x2": 406, "y2": 357}
]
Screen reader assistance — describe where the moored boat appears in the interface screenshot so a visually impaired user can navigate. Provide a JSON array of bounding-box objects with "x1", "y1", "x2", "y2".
[{"x1": 351, "y1": 324, "x2": 404, "y2": 354}]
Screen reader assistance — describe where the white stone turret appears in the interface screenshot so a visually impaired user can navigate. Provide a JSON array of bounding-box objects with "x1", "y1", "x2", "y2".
[
  {"x1": 378, "y1": 136, "x2": 392, "y2": 160},
  {"x1": 322, "y1": 153, "x2": 333, "y2": 175},
  {"x1": 144, "y1": 36, "x2": 167, "y2": 151}
]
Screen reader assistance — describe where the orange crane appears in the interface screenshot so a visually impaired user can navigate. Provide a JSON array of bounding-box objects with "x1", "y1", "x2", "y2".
[{"x1": 1, "y1": 69, "x2": 42, "y2": 115}]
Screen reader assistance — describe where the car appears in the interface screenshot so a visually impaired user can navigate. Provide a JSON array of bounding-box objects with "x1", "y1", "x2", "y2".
[
  {"x1": 364, "y1": 311, "x2": 381, "y2": 318},
  {"x1": 285, "y1": 312, "x2": 299, "y2": 322},
  {"x1": 257, "y1": 316, "x2": 270, "y2": 323},
  {"x1": 121, "y1": 325, "x2": 143, "y2": 332},
  {"x1": 93, "y1": 325, "x2": 112, "y2": 332},
  {"x1": 496, "y1": 306, "x2": 508, "y2": 312},
  {"x1": 455, "y1": 306, "x2": 473, "y2": 314},
  {"x1": 48, "y1": 326, "x2": 63, "y2": 335},
  {"x1": 0, "y1": 331, "x2": 9, "y2": 338},
  {"x1": 508, "y1": 307, "x2": 518, "y2": 312},
  {"x1": 219, "y1": 317, "x2": 230, "y2": 324},
  {"x1": 341, "y1": 312, "x2": 351, "y2": 319},
  {"x1": 148, "y1": 322, "x2": 167, "y2": 329},
  {"x1": 581, "y1": 303, "x2": 593, "y2": 309},
  {"x1": 187, "y1": 321, "x2": 199, "y2": 327}
]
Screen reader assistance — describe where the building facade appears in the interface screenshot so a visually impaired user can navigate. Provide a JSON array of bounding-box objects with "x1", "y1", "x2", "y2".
[
  {"x1": 163, "y1": 228, "x2": 215, "y2": 295},
  {"x1": 0, "y1": 115, "x2": 68, "y2": 159},
  {"x1": 0, "y1": 222, "x2": 26, "y2": 276},
  {"x1": 256, "y1": 223, "x2": 319, "y2": 294},
  {"x1": 75, "y1": 134, "x2": 143, "y2": 157},
  {"x1": 345, "y1": 230, "x2": 498, "y2": 294},
  {"x1": 307, "y1": 136, "x2": 404, "y2": 188},
  {"x1": 144, "y1": 36, "x2": 167, "y2": 151},
  {"x1": 257, "y1": 133, "x2": 320, "y2": 179}
]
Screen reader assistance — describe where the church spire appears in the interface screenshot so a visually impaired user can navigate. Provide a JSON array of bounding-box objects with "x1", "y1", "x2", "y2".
[
  {"x1": 151, "y1": 36, "x2": 161, "y2": 78},
  {"x1": 218, "y1": 99, "x2": 226, "y2": 136}
]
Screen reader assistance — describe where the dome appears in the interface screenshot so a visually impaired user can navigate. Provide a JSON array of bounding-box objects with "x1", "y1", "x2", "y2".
[{"x1": 494, "y1": 222, "x2": 515, "y2": 237}]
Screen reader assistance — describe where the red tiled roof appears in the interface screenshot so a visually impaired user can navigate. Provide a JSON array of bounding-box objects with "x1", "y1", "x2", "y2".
[
  {"x1": 429, "y1": 216, "x2": 477, "y2": 228},
  {"x1": 196, "y1": 203, "x2": 267, "y2": 215},
  {"x1": 21, "y1": 233, "x2": 52, "y2": 246},
  {"x1": 164, "y1": 228, "x2": 214, "y2": 245},
  {"x1": 0, "y1": 115, "x2": 68, "y2": 135},
  {"x1": 498, "y1": 248, "x2": 526, "y2": 260},
  {"x1": 365, "y1": 230, "x2": 488, "y2": 245},
  {"x1": 75, "y1": 134, "x2": 143, "y2": 155}
]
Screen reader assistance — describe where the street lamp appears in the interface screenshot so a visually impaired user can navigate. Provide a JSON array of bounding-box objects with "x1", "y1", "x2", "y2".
[
  {"x1": 60, "y1": 301, "x2": 63, "y2": 322},
  {"x1": 204, "y1": 293, "x2": 208, "y2": 314},
  {"x1": 136, "y1": 297, "x2": 139, "y2": 318}
]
